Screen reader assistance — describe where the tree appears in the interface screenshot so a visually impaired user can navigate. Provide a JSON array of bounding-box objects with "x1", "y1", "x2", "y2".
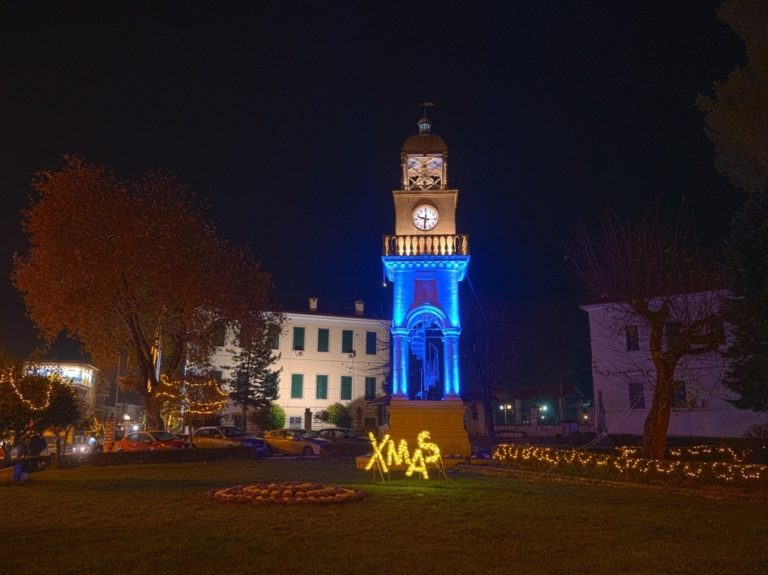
[
  {"x1": 697, "y1": 0, "x2": 768, "y2": 192},
  {"x1": 698, "y1": 1, "x2": 768, "y2": 411},
  {"x1": 250, "y1": 403, "x2": 285, "y2": 432},
  {"x1": 0, "y1": 358, "x2": 82, "y2": 465},
  {"x1": 314, "y1": 403, "x2": 352, "y2": 428},
  {"x1": 155, "y1": 373, "x2": 229, "y2": 431},
  {"x1": 461, "y1": 297, "x2": 520, "y2": 438},
  {"x1": 721, "y1": 190, "x2": 768, "y2": 410},
  {"x1": 39, "y1": 379, "x2": 83, "y2": 461},
  {"x1": 13, "y1": 157, "x2": 273, "y2": 427},
  {"x1": 566, "y1": 213, "x2": 724, "y2": 459},
  {"x1": 226, "y1": 311, "x2": 283, "y2": 429}
]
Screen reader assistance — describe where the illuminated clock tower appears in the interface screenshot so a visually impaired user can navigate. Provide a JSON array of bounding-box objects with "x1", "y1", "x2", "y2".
[{"x1": 382, "y1": 111, "x2": 471, "y2": 456}]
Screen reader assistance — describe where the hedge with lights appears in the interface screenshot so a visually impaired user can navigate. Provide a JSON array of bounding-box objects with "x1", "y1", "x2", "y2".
[{"x1": 492, "y1": 444, "x2": 768, "y2": 490}]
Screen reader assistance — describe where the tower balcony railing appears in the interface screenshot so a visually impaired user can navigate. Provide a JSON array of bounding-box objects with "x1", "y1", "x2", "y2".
[{"x1": 382, "y1": 234, "x2": 470, "y2": 256}]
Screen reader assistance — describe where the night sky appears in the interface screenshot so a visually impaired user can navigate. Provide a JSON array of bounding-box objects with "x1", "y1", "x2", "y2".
[{"x1": 0, "y1": 1, "x2": 744, "y2": 370}]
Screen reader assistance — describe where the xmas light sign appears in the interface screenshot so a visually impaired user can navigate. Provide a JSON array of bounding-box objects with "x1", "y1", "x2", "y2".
[{"x1": 365, "y1": 430, "x2": 442, "y2": 479}]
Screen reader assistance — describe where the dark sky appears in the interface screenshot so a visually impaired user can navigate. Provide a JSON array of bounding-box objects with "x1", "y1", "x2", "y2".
[{"x1": 0, "y1": 1, "x2": 744, "y2": 367}]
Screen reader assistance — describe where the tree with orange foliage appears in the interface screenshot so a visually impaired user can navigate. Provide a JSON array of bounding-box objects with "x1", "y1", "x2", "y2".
[{"x1": 14, "y1": 157, "x2": 273, "y2": 428}]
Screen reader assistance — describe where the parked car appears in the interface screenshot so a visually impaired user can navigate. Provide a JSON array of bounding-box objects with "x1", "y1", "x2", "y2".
[
  {"x1": 114, "y1": 430, "x2": 187, "y2": 452},
  {"x1": 262, "y1": 429, "x2": 329, "y2": 456},
  {"x1": 191, "y1": 426, "x2": 270, "y2": 457},
  {"x1": 315, "y1": 427, "x2": 371, "y2": 443}
]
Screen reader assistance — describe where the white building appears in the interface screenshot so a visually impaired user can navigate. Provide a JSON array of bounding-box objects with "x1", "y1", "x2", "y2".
[
  {"x1": 212, "y1": 298, "x2": 390, "y2": 432},
  {"x1": 582, "y1": 299, "x2": 768, "y2": 438},
  {"x1": 26, "y1": 360, "x2": 98, "y2": 412}
]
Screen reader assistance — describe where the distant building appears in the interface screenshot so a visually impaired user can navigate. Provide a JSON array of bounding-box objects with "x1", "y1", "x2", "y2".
[
  {"x1": 26, "y1": 360, "x2": 98, "y2": 413},
  {"x1": 211, "y1": 298, "x2": 390, "y2": 432},
  {"x1": 582, "y1": 298, "x2": 768, "y2": 438}
]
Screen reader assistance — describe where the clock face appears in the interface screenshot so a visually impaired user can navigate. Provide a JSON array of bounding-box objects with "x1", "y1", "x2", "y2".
[{"x1": 412, "y1": 205, "x2": 439, "y2": 231}]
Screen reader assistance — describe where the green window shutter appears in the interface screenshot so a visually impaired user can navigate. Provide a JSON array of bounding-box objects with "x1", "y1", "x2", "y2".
[
  {"x1": 342, "y1": 330, "x2": 354, "y2": 353},
  {"x1": 291, "y1": 374, "x2": 304, "y2": 398},
  {"x1": 365, "y1": 331, "x2": 377, "y2": 355},
  {"x1": 293, "y1": 327, "x2": 305, "y2": 350},
  {"x1": 365, "y1": 377, "x2": 376, "y2": 400},
  {"x1": 269, "y1": 327, "x2": 280, "y2": 350},
  {"x1": 340, "y1": 376, "x2": 352, "y2": 400},
  {"x1": 317, "y1": 328, "x2": 329, "y2": 352},
  {"x1": 316, "y1": 375, "x2": 328, "y2": 399}
]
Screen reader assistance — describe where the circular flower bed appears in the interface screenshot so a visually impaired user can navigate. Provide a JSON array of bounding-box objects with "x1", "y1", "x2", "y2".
[{"x1": 204, "y1": 481, "x2": 366, "y2": 505}]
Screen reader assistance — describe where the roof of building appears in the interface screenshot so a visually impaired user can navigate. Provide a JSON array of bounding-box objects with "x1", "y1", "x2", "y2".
[
  {"x1": 401, "y1": 132, "x2": 448, "y2": 155},
  {"x1": 272, "y1": 297, "x2": 389, "y2": 321}
]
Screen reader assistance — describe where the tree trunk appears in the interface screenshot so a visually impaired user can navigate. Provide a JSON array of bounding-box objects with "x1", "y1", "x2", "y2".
[
  {"x1": 143, "y1": 393, "x2": 164, "y2": 430},
  {"x1": 641, "y1": 365, "x2": 675, "y2": 459}
]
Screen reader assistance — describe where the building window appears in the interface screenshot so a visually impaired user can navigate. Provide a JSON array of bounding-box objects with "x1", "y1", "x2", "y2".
[
  {"x1": 291, "y1": 374, "x2": 304, "y2": 399},
  {"x1": 269, "y1": 327, "x2": 280, "y2": 350},
  {"x1": 366, "y1": 331, "x2": 377, "y2": 355},
  {"x1": 288, "y1": 416, "x2": 302, "y2": 429},
  {"x1": 365, "y1": 377, "x2": 376, "y2": 400},
  {"x1": 342, "y1": 330, "x2": 354, "y2": 353},
  {"x1": 673, "y1": 380, "x2": 687, "y2": 408},
  {"x1": 317, "y1": 328, "x2": 329, "y2": 352},
  {"x1": 625, "y1": 325, "x2": 639, "y2": 351},
  {"x1": 212, "y1": 324, "x2": 226, "y2": 347},
  {"x1": 293, "y1": 327, "x2": 305, "y2": 351},
  {"x1": 628, "y1": 382, "x2": 645, "y2": 409},
  {"x1": 316, "y1": 374, "x2": 328, "y2": 400},
  {"x1": 340, "y1": 376, "x2": 352, "y2": 400}
]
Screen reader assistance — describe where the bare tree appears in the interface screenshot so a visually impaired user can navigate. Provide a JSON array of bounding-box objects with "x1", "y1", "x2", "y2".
[{"x1": 566, "y1": 212, "x2": 724, "y2": 459}]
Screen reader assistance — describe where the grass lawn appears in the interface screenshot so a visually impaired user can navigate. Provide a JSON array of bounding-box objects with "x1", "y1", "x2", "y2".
[{"x1": 2, "y1": 458, "x2": 766, "y2": 575}]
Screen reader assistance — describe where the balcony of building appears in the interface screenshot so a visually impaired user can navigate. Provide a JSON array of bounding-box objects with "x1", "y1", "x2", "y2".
[{"x1": 382, "y1": 234, "x2": 469, "y2": 257}]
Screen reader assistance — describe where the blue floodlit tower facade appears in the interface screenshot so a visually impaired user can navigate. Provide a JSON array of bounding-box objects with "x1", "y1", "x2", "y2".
[{"x1": 382, "y1": 115, "x2": 470, "y2": 401}]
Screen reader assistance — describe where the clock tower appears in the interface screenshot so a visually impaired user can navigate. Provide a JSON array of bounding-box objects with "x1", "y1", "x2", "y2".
[{"x1": 381, "y1": 112, "x2": 471, "y2": 457}]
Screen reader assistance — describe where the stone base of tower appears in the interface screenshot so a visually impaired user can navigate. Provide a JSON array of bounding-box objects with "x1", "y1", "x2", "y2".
[{"x1": 386, "y1": 396, "x2": 471, "y2": 457}]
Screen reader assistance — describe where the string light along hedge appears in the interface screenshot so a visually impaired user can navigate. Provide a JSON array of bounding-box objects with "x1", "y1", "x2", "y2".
[
  {"x1": 204, "y1": 482, "x2": 366, "y2": 505},
  {"x1": 492, "y1": 444, "x2": 768, "y2": 486}
]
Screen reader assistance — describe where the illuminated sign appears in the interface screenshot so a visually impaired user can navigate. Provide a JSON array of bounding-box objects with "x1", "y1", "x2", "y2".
[{"x1": 365, "y1": 430, "x2": 441, "y2": 479}]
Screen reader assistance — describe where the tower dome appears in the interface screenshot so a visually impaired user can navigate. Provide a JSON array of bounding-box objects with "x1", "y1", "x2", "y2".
[{"x1": 401, "y1": 115, "x2": 448, "y2": 155}]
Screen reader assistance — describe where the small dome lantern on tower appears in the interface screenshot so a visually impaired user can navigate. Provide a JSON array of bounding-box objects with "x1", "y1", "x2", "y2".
[{"x1": 401, "y1": 106, "x2": 448, "y2": 191}]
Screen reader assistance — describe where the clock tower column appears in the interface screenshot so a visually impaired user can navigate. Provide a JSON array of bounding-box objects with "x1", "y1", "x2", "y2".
[{"x1": 381, "y1": 113, "x2": 471, "y2": 457}]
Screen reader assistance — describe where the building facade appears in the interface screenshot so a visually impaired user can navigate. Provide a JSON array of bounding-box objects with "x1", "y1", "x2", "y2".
[
  {"x1": 582, "y1": 300, "x2": 768, "y2": 438},
  {"x1": 212, "y1": 300, "x2": 390, "y2": 432}
]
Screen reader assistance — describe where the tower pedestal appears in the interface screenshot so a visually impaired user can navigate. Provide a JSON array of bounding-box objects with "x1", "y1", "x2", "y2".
[{"x1": 387, "y1": 397, "x2": 471, "y2": 457}]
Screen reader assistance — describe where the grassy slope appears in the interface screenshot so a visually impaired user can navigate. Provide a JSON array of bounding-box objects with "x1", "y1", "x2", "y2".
[{"x1": 1, "y1": 459, "x2": 766, "y2": 575}]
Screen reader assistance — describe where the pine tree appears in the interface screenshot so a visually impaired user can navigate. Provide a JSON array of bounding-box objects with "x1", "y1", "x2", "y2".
[
  {"x1": 722, "y1": 189, "x2": 768, "y2": 410},
  {"x1": 227, "y1": 312, "x2": 283, "y2": 430}
]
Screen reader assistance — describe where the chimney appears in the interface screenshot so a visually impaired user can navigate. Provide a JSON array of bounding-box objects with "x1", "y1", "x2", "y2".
[
  {"x1": 308, "y1": 297, "x2": 318, "y2": 312},
  {"x1": 354, "y1": 299, "x2": 365, "y2": 316}
]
